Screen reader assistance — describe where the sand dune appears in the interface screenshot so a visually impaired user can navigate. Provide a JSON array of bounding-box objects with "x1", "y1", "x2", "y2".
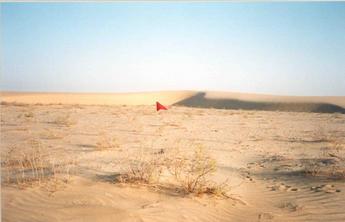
[
  {"x1": 174, "y1": 92, "x2": 345, "y2": 114},
  {"x1": 2, "y1": 91, "x2": 345, "y2": 113}
]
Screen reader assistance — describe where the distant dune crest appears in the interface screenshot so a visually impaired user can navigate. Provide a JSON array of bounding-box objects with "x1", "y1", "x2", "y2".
[
  {"x1": 174, "y1": 92, "x2": 345, "y2": 114},
  {"x1": 1, "y1": 91, "x2": 345, "y2": 114}
]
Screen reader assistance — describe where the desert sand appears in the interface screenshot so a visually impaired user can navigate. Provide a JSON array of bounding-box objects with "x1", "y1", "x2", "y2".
[{"x1": 1, "y1": 91, "x2": 345, "y2": 222}]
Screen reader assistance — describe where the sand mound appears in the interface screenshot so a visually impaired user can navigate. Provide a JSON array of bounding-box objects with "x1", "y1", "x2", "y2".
[{"x1": 174, "y1": 92, "x2": 345, "y2": 114}]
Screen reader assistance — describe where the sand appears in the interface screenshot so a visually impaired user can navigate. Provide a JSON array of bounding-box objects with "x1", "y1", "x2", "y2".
[
  {"x1": 1, "y1": 91, "x2": 196, "y2": 106},
  {"x1": 1, "y1": 91, "x2": 345, "y2": 222}
]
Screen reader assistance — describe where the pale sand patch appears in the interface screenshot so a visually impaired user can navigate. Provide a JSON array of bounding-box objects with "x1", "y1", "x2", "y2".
[{"x1": 1, "y1": 91, "x2": 196, "y2": 106}]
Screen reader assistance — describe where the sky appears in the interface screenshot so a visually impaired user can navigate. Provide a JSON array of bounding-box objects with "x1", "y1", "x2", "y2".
[{"x1": 1, "y1": 2, "x2": 345, "y2": 96}]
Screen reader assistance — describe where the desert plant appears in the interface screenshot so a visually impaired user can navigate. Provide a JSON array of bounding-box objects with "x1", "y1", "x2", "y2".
[
  {"x1": 302, "y1": 139, "x2": 345, "y2": 179},
  {"x1": 311, "y1": 127, "x2": 331, "y2": 142},
  {"x1": 96, "y1": 132, "x2": 119, "y2": 151},
  {"x1": 24, "y1": 111, "x2": 34, "y2": 118},
  {"x1": 167, "y1": 144, "x2": 221, "y2": 195},
  {"x1": 325, "y1": 140, "x2": 345, "y2": 161},
  {"x1": 1, "y1": 139, "x2": 77, "y2": 187},
  {"x1": 1, "y1": 140, "x2": 52, "y2": 185},
  {"x1": 118, "y1": 149, "x2": 164, "y2": 184},
  {"x1": 51, "y1": 113, "x2": 76, "y2": 127},
  {"x1": 117, "y1": 142, "x2": 229, "y2": 197}
]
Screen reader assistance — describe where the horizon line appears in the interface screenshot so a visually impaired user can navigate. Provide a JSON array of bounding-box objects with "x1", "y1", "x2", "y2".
[{"x1": 2, "y1": 89, "x2": 345, "y2": 98}]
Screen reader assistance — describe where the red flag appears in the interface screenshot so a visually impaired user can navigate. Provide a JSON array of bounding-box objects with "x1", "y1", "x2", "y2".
[{"x1": 156, "y1": 101, "x2": 168, "y2": 111}]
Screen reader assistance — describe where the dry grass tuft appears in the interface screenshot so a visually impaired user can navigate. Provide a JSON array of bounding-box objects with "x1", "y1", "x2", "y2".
[
  {"x1": 0, "y1": 101, "x2": 29, "y2": 107},
  {"x1": 51, "y1": 113, "x2": 77, "y2": 127},
  {"x1": 118, "y1": 142, "x2": 229, "y2": 197},
  {"x1": 2, "y1": 140, "x2": 54, "y2": 185},
  {"x1": 24, "y1": 111, "x2": 34, "y2": 118},
  {"x1": 1, "y1": 139, "x2": 77, "y2": 187},
  {"x1": 311, "y1": 127, "x2": 332, "y2": 142},
  {"x1": 118, "y1": 149, "x2": 164, "y2": 184},
  {"x1": 303, "y1": 139, "x2": 345, "y2": 179},
  {"x1": 96, "y1": 132, "x2": 119, "y2": 151},
  {"x1": 166, "y1": 143, "x2": 229, "y2": 196}
]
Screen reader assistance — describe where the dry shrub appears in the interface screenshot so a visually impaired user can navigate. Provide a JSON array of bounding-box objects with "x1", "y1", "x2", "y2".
[
  {"x1": 118, "y1": 142, "x2": 229, "y2": 197},
  {"x1": 118, "y1": 149, "x2": 164, "y2": 184},
  {"x1": 2, "y1": 140, "x2": 53, "y2": 185},
  {"x1": 311, "y1": 127, "x2": 331, "y2": 142},
  {"x1": 51, "y1": 113, "x2": 76, "y2": 127},
  {"x1": 303, "y1": 139, "x2": 345, "y2": 179},
  {"x1": 0, "y1": 101, "x2": 29, "y2": 107},
  {"x1": 167, "y1": 143, "x2": 229, "y2": 196},
  {"x1": 96, "y1": 132, "x2": 119, "y2": 151},
  {"x1": 325, "y1": 140, "x2": 345, "y2": 161},
  {"x1": 24, "y1": 111, "x2": 34, "y2": 118},
  {"x1": 1, "y1": 139, "x2": 77, "y2": 187}
]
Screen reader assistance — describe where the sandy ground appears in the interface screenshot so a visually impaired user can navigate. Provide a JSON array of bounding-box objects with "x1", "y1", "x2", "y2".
[
  {"x1": 1, "y1": 92, "x2": 345, "y2": 222},
  {"x1": 0, "y1": 91, "x2": 195, "y2": 106}
]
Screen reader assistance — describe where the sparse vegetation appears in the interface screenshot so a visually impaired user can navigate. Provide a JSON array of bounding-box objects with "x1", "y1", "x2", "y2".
[
  {"x1": 311, "y1": 126, "x2": 331, "y2": 142},
  {"x1": 0, "y1": 101, "x2": 29, "y2": 107},
  {"x1": 51, "y1": 113, "x2": 76, "y2": 127},
  {"x1": 1, "y1": 139, "x2": 77, "y2": 187},
  {"x1": 118, "y1": 142, "x2": 229, "y2": 197},
  {"x1": 166, "y1": 143, "x2": 229, "y2": 196},
  {"x1": 302, "y1": 139, "x2": 345, "y2": 179},
  {"x1": 24, "y1": 111, "x2": 34, "y2": 118},
  {"x1": 96, "y1": 132, "x2": 119, "y2": 151},
  {"x1": 2, "y1": 140, "x2": 54, "y2": 185},
  {"x1": 119, "y1": 150, "x2": 164, "y2": 184}
]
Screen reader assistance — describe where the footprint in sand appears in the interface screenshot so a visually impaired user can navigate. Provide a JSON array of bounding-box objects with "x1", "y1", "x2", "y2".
[
  {"x1": 277, "y1": 201, "x2": 303, "y2": 212},
  {"x1": 247, "y1": 162, "x2": 265, "y2": 170},
  {"x1": 258, "y1": 212, "x2": 274, "y2": 221},
  {"x1": 245, "y1": 175, "x2": 254, "y2": 182},
  {"x1": 310, "y1": 184, "x2": 341, "y2": 193},
  {"x1": 267, "y1": 183, "x2": 299, "y2": 192},
  {"x1": 141, "y1": 201, "x2": 160, "y2": 209},
  {"x1": 242, "y1": 171, "x2": 255, "y2": 182}
]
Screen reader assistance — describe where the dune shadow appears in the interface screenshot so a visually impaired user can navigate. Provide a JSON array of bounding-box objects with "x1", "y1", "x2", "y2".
[
  {"x1": 174, "y1": 92, "x2": 345, "y2": 114},
  {"x1": 92, "y1": 173, "x2": 186, "y2": 197},
  {"x1": 95, "y1": 173, "x2": 121, "y2": 183}
]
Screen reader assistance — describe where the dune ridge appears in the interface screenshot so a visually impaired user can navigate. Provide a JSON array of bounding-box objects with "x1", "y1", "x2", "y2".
[
  {"x1": 174, "y1": 92, "x2": 345, "y2": 114},
  {"x1": 1, "y1": 91, "x2": 345, "y2": 113}
]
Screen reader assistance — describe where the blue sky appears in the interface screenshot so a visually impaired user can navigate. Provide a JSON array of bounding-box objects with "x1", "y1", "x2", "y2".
[{"x1": 1, "y1": 2, "x2": 345, "y2": 96}]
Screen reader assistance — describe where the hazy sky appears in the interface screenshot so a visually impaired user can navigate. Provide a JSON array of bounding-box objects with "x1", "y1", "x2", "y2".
[{"x1": 1, "y1": 2, "x2": 345, "y2": 96}]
